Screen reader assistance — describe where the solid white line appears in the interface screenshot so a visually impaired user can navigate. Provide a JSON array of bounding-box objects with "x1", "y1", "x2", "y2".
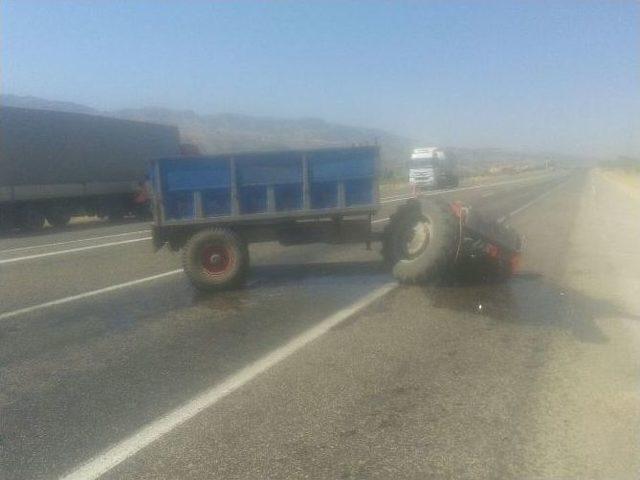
[
  {"x1": 379, "y1": 174, "x2": 559, "y2": 204},
  {"x1": 379, "y1": 195, "x2": 412, "y2": 204},
  {"x1": 59, "y1": 282, "x2": 396, "y2": 480},
  {"x1": 0, "y1": 230, "x2": 150, "y2": 254},
  {"x1": 497, "y1": 178, "x2": 569, "y2": 223},
  {"x1": 50, "y1": 177, "x2": 568, "y2": 478},
  {"x1": 0, "y1": 270, "x2": 182, "y2": 322},
  {"x1": 374, "y1": 179, "x2": 563, "y2": 225},
  {"x1": 379, "y1": 192, "x2": 410, "y2": 201},
  {"x1": 0, "y1": 237, "x2": 152, "y2": 265}
]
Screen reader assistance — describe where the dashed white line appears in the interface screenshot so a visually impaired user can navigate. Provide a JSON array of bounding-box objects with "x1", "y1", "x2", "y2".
[
  {"x1": 0, "y1": 237, "x2": 152, "y2": 265},
  {"x1": 0, "y1": 229, "x2": 150, "y2": 254},
  {"x1": 59, "y1": 282, "x2": 396, "y2": 480},
  {"x1": 0, "y1": 270, "x2": 182, "y2": 322}
]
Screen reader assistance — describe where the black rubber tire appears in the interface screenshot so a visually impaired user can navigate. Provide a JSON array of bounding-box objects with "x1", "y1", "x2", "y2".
[
  {"x1": 108, "y1": 209, "x2": 125, "y2": 222},
  {"x1": 182, "y1": 228, "x2": 249, "y2": 291},
  {"x1": 16, "y1": 206, "x2": 46, "y2": 231},
  {"x1": 383, "y1": 199, "x2": 458, "y2": 283},
  {"x1": 104, "y1": 199, "x2": 127, "y2": 222},
  {"x1": 45, "y1": 206, "x2": 72, "y2": 228},
  {"x1": 0, "y1": 209, "x2": 14, "y2": 232}
]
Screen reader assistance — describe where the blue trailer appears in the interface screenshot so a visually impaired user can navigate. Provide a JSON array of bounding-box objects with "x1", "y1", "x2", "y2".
[{"x1": 151, "y1": 145, "x2": 521, "y2": 291}]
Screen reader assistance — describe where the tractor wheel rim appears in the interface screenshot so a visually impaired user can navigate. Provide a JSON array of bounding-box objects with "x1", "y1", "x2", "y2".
[
  {"x1": 404, "y1": 219, "x2": 431, "y2": 258},
  {"x1": 201, "y1": 245, "x2": 232, "y2": 275}
]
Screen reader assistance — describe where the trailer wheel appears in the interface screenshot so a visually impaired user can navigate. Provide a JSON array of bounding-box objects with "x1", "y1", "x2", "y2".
[
  {"x1": 16, "y1": 206, "x2": 46, "y2": 231},
  {"x1": 383, "y1": 200, "x2": 457, "y2": 283},
  {"x1": 182, "y1": 228, "x2": 249, "y2": 291}
]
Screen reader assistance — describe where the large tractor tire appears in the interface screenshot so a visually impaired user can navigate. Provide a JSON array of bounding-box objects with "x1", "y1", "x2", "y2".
[
  {"x1": 107, "y1": 207, "x2": 126, "y2": 222},
  {"x1": 383, "y1": 199, "x2": 458, "y2": 283},
  {"x1": 182, "y1": 228, "x2": 249, "y2": 291},
  {"x1": 16, "y1": 206, "x2": 46, "y2": 232}
]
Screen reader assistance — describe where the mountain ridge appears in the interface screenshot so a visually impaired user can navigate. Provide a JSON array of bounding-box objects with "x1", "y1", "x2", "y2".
[
  {"x1": 2, "y1": 94, "x2": 577, "y2": 170},
  {"x1": 1, "y1": 95, "x2": 412, "y2": 168}
]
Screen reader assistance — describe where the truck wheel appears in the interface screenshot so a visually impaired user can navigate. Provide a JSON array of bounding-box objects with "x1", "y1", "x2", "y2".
[
  {"x1": 45, "y1": 206, "x2": 72, "y2": 228},
  {"x1": 383, "y1": 200, "x2": 457, "y2": 283},
  {"x1": 0, "y1": 209, "x2": 13, "y2": 232},
  {"x1": 16, "y1": 206, "x2": 46, "y2": 231},
  {"x1": 182, "y1": 228, "x2": 249, "y2": 291},
  {"x1": 103, "y1": 199, "x2": 127, "y2": 222},
  {"x1": 108, "y1": 208, "x2": 125, "y2": 222}
]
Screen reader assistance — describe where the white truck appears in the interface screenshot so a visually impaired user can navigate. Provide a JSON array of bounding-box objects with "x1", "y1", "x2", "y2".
[{"x1": 408, "y1": 147, "x2": 459, "y2": 191}]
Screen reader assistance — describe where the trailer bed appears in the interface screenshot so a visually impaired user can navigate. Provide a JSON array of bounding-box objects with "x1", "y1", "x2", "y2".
[{"x1": 151, "y1": 146, "x2": 380, "y2": 228}]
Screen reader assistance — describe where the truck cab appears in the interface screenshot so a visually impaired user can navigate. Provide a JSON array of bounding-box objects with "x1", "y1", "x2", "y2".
[{"x1": 408, "y1": 147, "x2": 459, "y2": 190}]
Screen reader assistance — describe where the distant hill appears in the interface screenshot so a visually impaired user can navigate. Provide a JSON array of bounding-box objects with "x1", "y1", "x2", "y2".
[
  {"x1": 1, "y1": 94, "x2": 99, "y2": 115},
  {"x1": 113, "y1": 107, "x2": 413, "y2": 169},
  {"x1": 1, "y1": 95, "x2": 411, "y2": 170},
  {"x1": 1, "y1": 94, "x2": 578, "y2": 172}
]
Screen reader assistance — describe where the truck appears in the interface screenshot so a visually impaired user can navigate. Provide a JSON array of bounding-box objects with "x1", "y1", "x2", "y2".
[
  {"x1": 408, "y1": 147, "x2": 459, "y2": 191},
  {"x1": 151, "y1": 145, "x2": 522, "y2": 291},
  {"x1": 0, "y1": 106, "x2": 181, "y2": 231}
]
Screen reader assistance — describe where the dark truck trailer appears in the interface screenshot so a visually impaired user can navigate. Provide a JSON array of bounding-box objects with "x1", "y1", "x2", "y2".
[
  {"x1": 151, "y1": 145, "x2": 522, "y2": 291},
  {"x1": 0, "y1": 106, "x2": 180, "y2": 231}
]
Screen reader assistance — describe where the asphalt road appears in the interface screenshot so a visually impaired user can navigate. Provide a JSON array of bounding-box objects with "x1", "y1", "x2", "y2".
[{"x1": 1, "y1": 170, "x2": 638, "y2": 479}]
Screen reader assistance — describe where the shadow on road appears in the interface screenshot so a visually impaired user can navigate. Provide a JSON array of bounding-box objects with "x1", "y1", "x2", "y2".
[
  {"x1": 425, "y1": 269, "x2": 637, "y2": 344},
  {"x1": 249, "y1": 260, "x2": 388, "y2": 285}
]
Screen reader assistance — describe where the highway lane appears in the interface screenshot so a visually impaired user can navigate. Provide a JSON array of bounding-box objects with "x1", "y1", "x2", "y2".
[
  {"x1": 0, "y1": 221, "x2": 151, "y2": 253},
  {"x1": 0, "y1": 172, "x2": 575, "y2": 479},
  {"x1": 0, "y1": 173, "x2": 565, "y2": 312},
  {"x1": 0, "y1": 170, "x2": 555, "y2": 257},
  {"x1": 96, "y1": 170, "x2": 639, "y2": 480}
]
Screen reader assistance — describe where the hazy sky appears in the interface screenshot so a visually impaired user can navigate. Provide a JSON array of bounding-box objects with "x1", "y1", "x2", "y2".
[{"x1": 2, "y1": 1, "x2": 638, "y2": 158}]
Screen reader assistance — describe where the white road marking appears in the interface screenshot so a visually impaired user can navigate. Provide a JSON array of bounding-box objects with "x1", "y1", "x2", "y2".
[
  {"x1": 7, "y1": 176, "x2": 570, "y2": 478},
  {"x1": 379, "y1": 174, "x2": 560, "y2": 204},
  {"x1": 497, "y1": 179, "x2": 569, "y2": 223},
  {"x1": 0, "y1": 237, "x2": 152, "y2": 265},
  {"x1": 379, "y1": 192, "x2": 410, "y2": 201},
  {"x1": 0, "y1": 230, "x2": 150, "y2": 254},
  {"x1": 1, "y1": 175, "x2": 559, "y2": 262},
  {"x1": 0, "y1": 270, "x2": 182, "y2": 322},
  {"x1": 379, "y1": 196, "x2": 412, "y2": 204},
  {"x1": 372, "y1": 217, "x2": 390, "y2": 224},
  {"x1": 0, "y1": 177, "x2": 570, "y2": 324},
  {"x1": 59, "y1": 282, "x2": 397, "y2": 480}
]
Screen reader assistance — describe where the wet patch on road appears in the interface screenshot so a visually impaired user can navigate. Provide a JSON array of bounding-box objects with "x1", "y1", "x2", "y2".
[{"x1": 423, "y1": 270, "x2": 630, "y2": 344}]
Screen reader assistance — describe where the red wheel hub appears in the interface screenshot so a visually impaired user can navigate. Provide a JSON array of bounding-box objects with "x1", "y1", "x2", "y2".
[{"x1": 201, "y1": 245, "x2": 232, "y2": 275}]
